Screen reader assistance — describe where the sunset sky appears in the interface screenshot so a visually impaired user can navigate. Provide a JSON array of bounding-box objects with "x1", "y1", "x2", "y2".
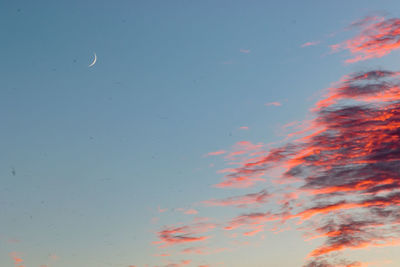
[{"x1": 2, "y1": 1, "x2": 400, "y2": 267}]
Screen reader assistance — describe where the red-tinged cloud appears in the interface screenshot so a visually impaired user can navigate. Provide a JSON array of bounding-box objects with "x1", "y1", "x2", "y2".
[
  {"x1": 240, "y1": 49, "x2": 251, "y2": 53},
  {"x1": 224, "y1": 212, "x2": 278, "y2": 232},
  {"x1": 206, "y1": 150, "x2": 227, "y2": 156},
  {"x1": 155, "y1": 253, "x2": 171, "y2": 257},
  {"x1": 10, "y1": 252, "x2": 24, "y2": 267},
  {"x1": 239, "y1": 126, "x2": 249, "y2": 130},
  {"x1": 301, "y1": 41, "x2": 321, "y2": 47},
  {"x1": 184, "y1": 209, "x2": 198, "y2": 215},
  {"x1": 210, "y1": 141, "x2": 269, "y2": 188},
  {"x1": 217, "y1": 69, "x2": 400, "y2": 265},
  {"x1": 181, "y1": 246, "x2": 228, "y2": 255},
  {"x1": 214, "y1": 172, "x2": 266, "y2": 188},
  {"x1": 153, "y1": 16, "x2": 400, "y2": 267},
  {"x1": 265, "y1": 101, "x2": 282, "y2": 106},
  {"x1": 202, "y1": 189, "x2": 270, "y2": 208},
  {"x1": 332, "y1": 16, "x2": 400, "y2": 63},
  {"x1": 158, "y1": 207, "x2": 168, "y2": 213},
  {"x1": 177, "y1": 208, "x2": 199, "y2": 215},
  {"x1": 156, "y1": 222, "x2": 216, "y2": 247},
  {"x1": 304, "y1": 258, "x2": 368, "y2": 267},
  {"x1": 162, "y1": 260, "x2": 192, "y2": 267}
]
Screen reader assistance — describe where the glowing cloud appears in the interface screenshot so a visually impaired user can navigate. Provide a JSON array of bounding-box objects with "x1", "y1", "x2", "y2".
[
  {"x1": 301, "y1": 41, "x2": 320, "y2": 47},
  {"x1": 264, "y1": 101, "x2": 282, "y2": 106},
  {"x1": 153, "y1": 15, "x2": 400, "y2": 267},
  {"x1": 202, "y1": 190, "x2": 271, "y2": 208},
  {"x1": 205, "y1": 150, "x2": 227, "y2": 156},
  {"x1": 156, "y1": 221, "x2": 215, "y2": 247},
  {"x1": 224, "y1": 69, "x2": 400, "y2": 265},
  {"x1": 332, "y1": 16, "x2": 400, "y2": 63}
]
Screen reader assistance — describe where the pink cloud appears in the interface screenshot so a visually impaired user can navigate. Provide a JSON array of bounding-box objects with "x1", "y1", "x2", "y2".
[
  {"x1": 331, "y1": 16, "x2": 400, "y2": 63},
  {"x1": 184, "y1": 209, "x2": 198, "y2": 215},
  {"x1": 239, "y1": 49, "x2": 251, "y2": 53},
  {"x1": 264, "y1": 102, "x2": 282, "y2": 107},
  {"x1": 158, "y1": 207, "x2": 168, "y2": 213},
  {"x1": 155, "y1": 221, "x2": 216, "y2": 247},
  {"x1": 176, "y1": 208, "x2": 199, "y2": 215},
  {"x1": 205, "y1": 150, "x2": 226, "y2": 157},
  {"x1": 301, "y1": 41, "x2": 320, "y2": 47},
  {"x1": 181, "y1": 246, "x2": 228, "y2": 255},
  {"x1": 202, "y1": 190, "x2": 271, "y2": 208}
]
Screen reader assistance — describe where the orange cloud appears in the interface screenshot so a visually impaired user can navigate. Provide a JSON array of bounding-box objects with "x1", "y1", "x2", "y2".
[
  {"x1": 156, "y1": 221, "x2": 215, "y2": 247},
  {"x1": 264, "y1": 101, "x2": 282, "y2": 106},
  {"x1": 301, "y1": 41, "x2": 320, "y2": 47},
  {"x1": 202, "y1": 190, "x2": 271, "y2": 208},
  {"x1": 205, "y1": 150, "x2": 227, "y2": 156},
  {"x1": 332, "y1": 16, "x2": 400, "y2": 63}
]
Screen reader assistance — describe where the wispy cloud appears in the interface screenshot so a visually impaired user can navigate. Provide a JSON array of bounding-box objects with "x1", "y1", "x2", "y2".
[
  {"x1": 202, "y1": 190, "x2": 271, "y2": 208},
  {"x1": 205, "y1": 150, "x2": 227, "y2": 157},
  {"x1": 162, "y1": 260, "x2": 191, "y2": 267},
  {"x1": 264, "y1": 101, "x2": 282, "y2": 107},
  {"x1": 239, "y1": 49, "x2": 251, "y2": 54},
  {"x1": 153, "y1": 15, "x2": 400, "y2": 267},
  {"x1": 181, "y1": 246, "x2": 228, "y2": 255},
  {"x1": 177, "y1": 208, "x2": 199, "y2": 215},
  {"x1": 223, "y1": 69, "x2": 400, "y2": 265},
  {"x1": 10, "y1": 252, "x2": 24, "y2": 267},
  {"x1": 155, "y1": 221, "x2": 216, "y2": 247},
  {"x1": 301, "y1": 41, "x2": 320, "y2": 47},
  {"x1": 332, "y1": 16, "x2": 400, "y2": 63}
]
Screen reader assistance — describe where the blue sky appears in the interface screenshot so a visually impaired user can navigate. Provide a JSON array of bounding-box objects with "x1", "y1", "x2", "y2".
[{"x1": 2, "y1": 1, "x2": 400, "y2": 267}]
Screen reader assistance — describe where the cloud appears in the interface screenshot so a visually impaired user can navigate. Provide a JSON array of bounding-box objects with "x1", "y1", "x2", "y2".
[
  {"x1": 154, "y1": 253, "x2": 171, "y2": 257},
  {"x1": 202, "y1": 190, "x2": 271, "y2": 208},
  {"x1": 332, "y1": 16, "x2": 400, "y2": 63},
  {"x1": 153, "y1": 16, "x2": 400, "y2": 267},
  {"x1": 181, "y1": 246, "x2": 228, "y2": 255},
  {"x1": 162, "y1": 260, "x2": 192, "y2": 267},
  {"x1": 207, "y1": 141, "x2": 268, "y2": 188},
  {"x1": 158, "y1": 207, "x2": 168, "y2": 213},
  {"x1": 10, "y1": 252, "x2": 24, "y2": 267},
  {"x1": 155, "y1": 221, "x2": 216, "y2": 247},
  {"x1": 301, "y1": 41, "x2": 321, "y2": 47},
  {"x1": 240, "y1": 49, "x2": 251, "y2": 53},
  {"x1": 205, "y1": 150, "x2": 227, "y2": 156},
  {"x1": 265, "y1": 101, "x2": 282, "y2": 106},
  {"x1": 177, "y1": 208, "x2": 199, "y2": 215},
  {"x1": 222, "y1": 69, "x2": 400, "y2": 264},
  {"x1": 239, "y1": 126, "x2": 249, "y2": 130}
]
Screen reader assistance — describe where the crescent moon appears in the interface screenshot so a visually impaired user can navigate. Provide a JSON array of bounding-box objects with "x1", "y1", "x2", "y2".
[{"x1": 88, "y1": 53, "x2": 97, "y2": 67}]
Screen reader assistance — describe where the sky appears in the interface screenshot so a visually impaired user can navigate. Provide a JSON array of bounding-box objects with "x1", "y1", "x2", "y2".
[{"x1": 1, "y1": 1, "x2": 400, "y2": 267}]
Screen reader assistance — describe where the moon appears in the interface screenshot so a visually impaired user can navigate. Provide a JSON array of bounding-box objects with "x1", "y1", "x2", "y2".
[{"x1": 88, "y1": 53, "x2": 97, "y2": 67}]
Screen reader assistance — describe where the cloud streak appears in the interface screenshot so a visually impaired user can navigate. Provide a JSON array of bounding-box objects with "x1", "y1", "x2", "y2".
[
  {"x1": 223, "y1": 69, "x2": 400, "y2": 265},
  {"x1": 202, "y1": 190, "x2": 271, "y2": 208},
  {"x1": 332, "y1": 16, "x2": 400, "y2": 63},
  {"x1": 155, "y1": 221, "x2": 216, "y2": 247},
  {"x1": 154, "y1": 15, "x2": 400, "y2": 267},
  {"x1": 301, "y1": 41, "x2": 321, "y2": 47}
]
